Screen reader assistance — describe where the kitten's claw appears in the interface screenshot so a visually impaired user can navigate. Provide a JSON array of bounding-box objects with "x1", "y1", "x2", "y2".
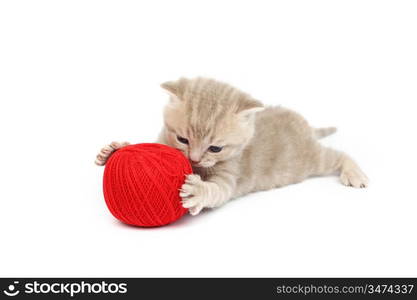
[
  {"x1": 180, "y1": 174, "x2": 207, "y2": 216},
  {"x1": 179, "y1": 191, "x2": 191, "y2": 198},
  {"x1": 95, "y1": 141, "x2": 130, "y2": 166},
  {"x1": 340, "y1": 168, "x2": 369, "y2": 188}
]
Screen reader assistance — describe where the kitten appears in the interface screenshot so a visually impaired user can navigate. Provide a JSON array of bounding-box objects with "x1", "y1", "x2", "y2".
[{"x1": 96, "y1": 77, "x2": 369, "y2": 215}]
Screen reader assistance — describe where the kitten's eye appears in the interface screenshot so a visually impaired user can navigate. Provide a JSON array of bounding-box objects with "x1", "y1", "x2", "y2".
[
  {"x1": 177, "y1": 135, "x2": 189, "y2": 144},
  {"x1": 208, "y1": 146, "x2": 223, "y2": 153}
]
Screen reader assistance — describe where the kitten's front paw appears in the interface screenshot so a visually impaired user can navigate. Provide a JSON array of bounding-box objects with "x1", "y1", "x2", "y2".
[
  {"x1": 180, "y1": 174, "x2": 208, "y2": 216},
  {"x1": 95, "y1": 141, "x2": 130, "y2": 166}
]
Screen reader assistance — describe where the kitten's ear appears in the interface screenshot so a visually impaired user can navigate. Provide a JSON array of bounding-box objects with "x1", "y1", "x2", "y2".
[
  {"x1": 161, "y1": 80, "x2": 183, "y2": 104},
  {"x1": 161, "y1": 78, "x2": 187, "y2": 95},
  {"x1": 161, "y1": 81, "x2": 178, "y2": 95},
  {"x1": 238, "y1": 106, "x2": 265, "y2": 121}
]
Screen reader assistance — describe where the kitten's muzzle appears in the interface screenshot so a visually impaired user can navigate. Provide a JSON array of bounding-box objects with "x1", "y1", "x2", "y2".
[{"x1": 190, "y1": 159, "x2": 200, "y2": 165}]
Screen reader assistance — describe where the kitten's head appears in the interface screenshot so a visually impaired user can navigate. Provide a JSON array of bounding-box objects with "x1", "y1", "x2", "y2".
[{"x1": 161, "y1": 77, "x2": 264, "y2": 168}]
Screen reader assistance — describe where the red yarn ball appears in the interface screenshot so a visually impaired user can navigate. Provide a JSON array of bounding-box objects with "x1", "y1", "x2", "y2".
[{"x1": 103, "y1": 143, "x2": 192, "y2": 227}]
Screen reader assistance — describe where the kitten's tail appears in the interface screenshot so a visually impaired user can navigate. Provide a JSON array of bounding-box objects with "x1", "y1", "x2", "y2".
[{"x1": 313, "y1": 127, "x2": 337, "y2": 139}]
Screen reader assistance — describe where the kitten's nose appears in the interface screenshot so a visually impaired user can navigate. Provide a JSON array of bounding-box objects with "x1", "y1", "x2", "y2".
[
  {"x1": 189, "y1": 151, "x2": 202, "y2": 164},
  {"x1": 190, "y1": 160, "x2": 200, "y2": 165}
]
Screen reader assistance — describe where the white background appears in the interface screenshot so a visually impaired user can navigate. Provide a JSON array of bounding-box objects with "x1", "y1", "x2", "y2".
[{"x1": 0, "y1": 0, "x2": 416, "y2": 277}]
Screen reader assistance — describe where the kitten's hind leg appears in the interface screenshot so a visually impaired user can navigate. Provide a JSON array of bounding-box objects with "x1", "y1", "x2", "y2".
[{"x1": 313, "y1": 147, "x2": 369, "y2": 188}]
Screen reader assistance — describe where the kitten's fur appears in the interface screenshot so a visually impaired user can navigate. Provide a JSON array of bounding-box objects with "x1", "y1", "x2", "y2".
[{"x1": 96, "y1": 77, "x2": 368, "y2": 215}]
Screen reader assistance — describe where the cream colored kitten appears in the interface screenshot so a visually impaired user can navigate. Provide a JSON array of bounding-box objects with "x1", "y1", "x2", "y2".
[{"x1": 96, "y1": 77, "x2": 368, "y2": 215}]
